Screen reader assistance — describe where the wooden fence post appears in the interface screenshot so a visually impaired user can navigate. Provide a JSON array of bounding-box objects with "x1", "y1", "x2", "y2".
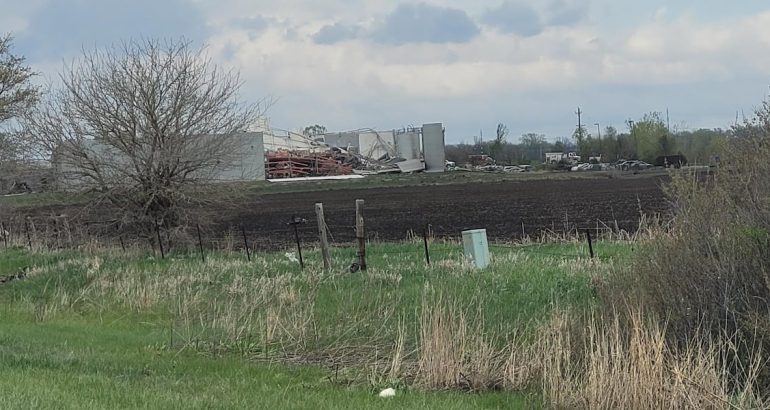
[
  {"x1": 315, "y1": 203, "x2": 331, "y2": 271},
  {"x1": 63, "y1": 217, "x2": 73, "y2": 249},
  {"x1": 0, "y1": 221, "x2": 7, "y2": 249},
  {"x1": 24, "y1": 217, "x2": 33, "y2": 250},
  {"x1": 355, "y1": 199, "x2": 366, "y2": 271},
  {"x1": 196, "y1": 224, "x2": 205, "y2": 263},
  {"x1": 155, "y1": 223, "x2": 165, "y2": 259}
]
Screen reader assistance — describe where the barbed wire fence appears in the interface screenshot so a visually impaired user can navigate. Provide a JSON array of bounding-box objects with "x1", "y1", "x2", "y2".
[{"x1": 0, "y1": 200, "x2": 633, "y2": 269}]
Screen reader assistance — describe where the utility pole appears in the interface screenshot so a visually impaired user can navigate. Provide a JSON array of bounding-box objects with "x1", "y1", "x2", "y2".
[
  {"x1": 595, "y1": 123, "x2": 601, "y2": 140},
  {"x1": 666, "y1": 108, "x2": 671, "y2": 133},
  {"x1": 575, "y1": 107, "x2": 584, "y2": 162},
  {"x1": 576, "y1": 107, "x2": 583, "y2": 140}
]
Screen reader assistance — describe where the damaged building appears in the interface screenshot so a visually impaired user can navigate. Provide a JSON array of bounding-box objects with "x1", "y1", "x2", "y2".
[
  {"x1": 267, "y1": 122, "x2": 446, "y2": 179},
  {"x1": 52, "y1": 132, "x2": 265, "y2": 191},
  {"x1": 46, "y1": 122, "x2": 446, "y2": 191}
]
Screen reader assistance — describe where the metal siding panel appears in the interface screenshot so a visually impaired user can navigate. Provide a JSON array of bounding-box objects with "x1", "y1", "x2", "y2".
[
  {"x1": 396, "y1": 131, "x2": 421, "y2": 160},
  {"x1": 422, "y1": 123, "x2": 445, "y2": 173}
]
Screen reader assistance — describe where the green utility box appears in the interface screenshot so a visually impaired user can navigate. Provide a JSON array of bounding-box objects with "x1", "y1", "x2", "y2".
[{"x1": 462, "y1": 229, "x2": 490, "y2": 269}]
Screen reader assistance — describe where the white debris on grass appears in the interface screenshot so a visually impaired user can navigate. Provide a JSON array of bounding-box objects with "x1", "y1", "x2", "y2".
[
  {"x1": 378, "y1": 388, "x2": 396, "y2": 398},
  {"x1": 284, "y1": 252, "x2": 299, "y2": 263}
]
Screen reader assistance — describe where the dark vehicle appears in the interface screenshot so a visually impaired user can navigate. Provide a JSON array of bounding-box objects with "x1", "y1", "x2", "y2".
[{"x1": 654, "y1": 155, "x2": 688, "y2": 168}]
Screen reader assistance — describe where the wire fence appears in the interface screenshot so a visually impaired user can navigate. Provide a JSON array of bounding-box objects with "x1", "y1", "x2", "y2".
[
  {"x1": 490, "y1": 243, "x2": 612, "y2": 261},
  {"x1": 0, "y1": 203, "x2": 631, "y2": 271}
]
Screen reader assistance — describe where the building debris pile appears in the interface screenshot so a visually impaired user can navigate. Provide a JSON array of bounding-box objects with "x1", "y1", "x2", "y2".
[
  {"x1": 265, "y1": 149, "x2": 420, "y2": 178},
  {"x1": 266, "y1": 151, "x2": 355, "y2": 179},
  {"x1": 264, "y1": 123, "x2": 446, "y2": 180}
]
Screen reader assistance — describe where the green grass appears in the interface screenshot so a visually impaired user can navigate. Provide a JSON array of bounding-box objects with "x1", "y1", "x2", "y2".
[
  {"x1": 0, "y1": 314, "x2": 536, "y2": 409},
  {"x1": 0, "y1": 191, "x2": 91, "y2": 208},
  {"x1": 0, "y1": 241, "x2": 629, "y2": 408}
]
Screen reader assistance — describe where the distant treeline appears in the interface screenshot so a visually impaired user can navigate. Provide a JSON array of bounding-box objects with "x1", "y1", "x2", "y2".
[{"x1": 447, "y1": 112, "x2": 727, "y2": 166}]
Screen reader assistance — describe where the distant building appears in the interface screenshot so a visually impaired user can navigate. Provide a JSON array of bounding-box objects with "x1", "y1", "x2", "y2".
[
  {"x1": 53, "y1": 132, "x2": 266, "y2": 191},
  {"x1": 545, "y1": 152, "x2": 580, "y2": 164},
  {"x1": 320, "y1": 123, "x2": 445, "y2": 173}
]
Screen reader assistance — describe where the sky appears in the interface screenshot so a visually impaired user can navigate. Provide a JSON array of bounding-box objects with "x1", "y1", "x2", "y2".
[{"x1": 3, "y1": 0, "x2": 770, "y2": 143}]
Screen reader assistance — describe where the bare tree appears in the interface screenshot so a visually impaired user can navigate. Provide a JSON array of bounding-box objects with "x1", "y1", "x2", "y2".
[
  {"x1": 23, "y1": 38, "x2": 266, "y2": 232},
  {"x1": 519, "y1": 133, "x2": 547, "y2": 148},
  {"x1": 490, "y1": 123, "x2": 508, "y2": 159},
  {"x1": 0, "y1": 34, "x2": 39, "y2": 183},
  {"x1": 0, "y1": 34, "x2": 38, "y2": 125}
]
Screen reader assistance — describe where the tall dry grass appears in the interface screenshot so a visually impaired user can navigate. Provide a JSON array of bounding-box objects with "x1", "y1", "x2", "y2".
[
  {"x1": 416, "y1": 292, "x2": 505, "y2": 390},
  {"x1": 15, "y1": 244, "x2": 769, "y2": 407},
  {"x1": 538, "y1": 310, "x2": 765, "y2": 409},
  {"x1": 413, "y1": 296, "x2": 766, "y2": 408}
]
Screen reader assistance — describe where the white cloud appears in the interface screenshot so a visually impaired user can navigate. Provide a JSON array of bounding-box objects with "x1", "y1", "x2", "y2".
[
  {"x1": 621, "y1": 12, "x2": 770, "y2": 81},
  {"x1": 197, "y1": 4, "x2": 770, "y2": 137},
  {"x1": 7, "y1": 0, "x2": 770, "y2": 139}
]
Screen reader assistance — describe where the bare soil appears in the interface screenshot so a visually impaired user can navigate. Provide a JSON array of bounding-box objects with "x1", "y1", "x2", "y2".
[
  {"x1": 4, "y1": 173, "x2": 670, "y2": 250},
  {"x1": 227, "y1": 173, "x2": 669, "y2": 249}
]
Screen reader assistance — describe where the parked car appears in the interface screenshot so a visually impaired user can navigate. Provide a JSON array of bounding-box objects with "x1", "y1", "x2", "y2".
[
  {"x1": 570, "y1": 163, "x2": 594, "y2": 172},
  {"x1": 616, "y1": 160, "x2": 652, "y2": 171}
]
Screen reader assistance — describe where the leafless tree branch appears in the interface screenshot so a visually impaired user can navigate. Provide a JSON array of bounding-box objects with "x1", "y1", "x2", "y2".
[{"x1": 23, "y1": 38, "x2": 268, "y2": 233}]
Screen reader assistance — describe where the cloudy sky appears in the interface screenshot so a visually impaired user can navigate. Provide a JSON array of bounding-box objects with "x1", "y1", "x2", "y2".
[{"x1": 3, "y1": 0, "x2": 770, "y2": 143}]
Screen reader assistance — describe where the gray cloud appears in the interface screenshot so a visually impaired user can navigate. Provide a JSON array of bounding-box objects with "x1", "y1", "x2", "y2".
[
  {"x1": 371, "y1": 3, "x2": 480, "y2": 45},
  {"x1": 16, "y1": 0, "x2": 208, "y2": 62},
  {"x1": 545, "y1": 0, "x2": 589, "y2": 27},
  {"x1": 482, "y1": 2, "x2": 544, "y2": 37},
  {"x1": 313, "y1": 22, "x2": 362, "y2": 45}
]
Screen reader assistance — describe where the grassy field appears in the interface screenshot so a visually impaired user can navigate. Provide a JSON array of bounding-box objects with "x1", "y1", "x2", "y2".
[
  {"x1": 0, "y1": 314, "x2": 535, "y2": 409},
  {"x1": 0, "y1": 239, "x2": 624, "y2": 409}
]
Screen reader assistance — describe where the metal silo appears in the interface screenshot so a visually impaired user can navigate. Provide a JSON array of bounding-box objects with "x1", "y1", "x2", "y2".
[{"x1": 422, "y1": 123, "x2": 445, "y2": 173}]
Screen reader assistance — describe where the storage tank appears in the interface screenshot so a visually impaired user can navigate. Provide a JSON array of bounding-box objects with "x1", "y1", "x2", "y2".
[
  {"x1": 422, "y1": 123, "x2": 445, "y2": 173},
  {"x1": 395, "y1": 131, "x2": 421, "y2": 160}
]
